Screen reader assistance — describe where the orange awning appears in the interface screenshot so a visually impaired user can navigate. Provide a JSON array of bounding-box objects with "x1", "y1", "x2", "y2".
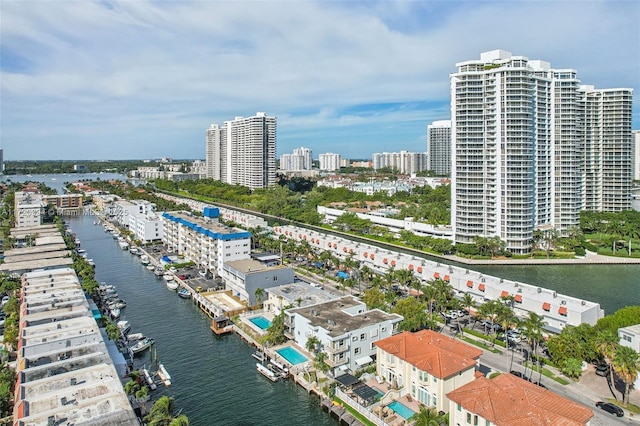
[
  {"x1": 444, "y1": 275, "x2": 450, "y2": 281},
  {"x1": 417, "y1": 266, "x2": 423, "y2": 273},
  {"x1": 514, "y1": 294, "x2": 523, "y2": 303},
  {"x1": 408, "y1": 264, "x2": 414, "y2": 270},
  {"x1": 501, "y1": 291, "x2": 509, "y2": 298},
  {"x1": 558, "y1": 306, "x2": 568, "y2": 315},
  {"x1": 466, "y1": 280, "x2": 473, "y2": 288},
  {"x1": 370, "y1": 254, "x2": 375, "y2": 259},
  {"x1": 343, "y1": 247, "x2": 347, "y2": 252},
  {"x1": 363, "y1": 252, "x2": 368, "y2": 257},
  {"x1": 391, "y1": 260, "x2": 396, "y2": 266},
  {"x1": 478, "y1": 283, "x2": 486, "y2": 291},
  {"x1": 383, "y1": 258, "x2": 388, "y2": 264},
  {"x1": 542, "y1": 302, "x2": 551, "y2": 311},
  {"x1": 433, "y1": 272, "x2": 440, "y2": 278}
]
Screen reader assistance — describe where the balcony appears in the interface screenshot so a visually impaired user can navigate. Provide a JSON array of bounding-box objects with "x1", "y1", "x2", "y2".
[{"x1": 325, "y1": 343, "x2": 349, "y2": 355}]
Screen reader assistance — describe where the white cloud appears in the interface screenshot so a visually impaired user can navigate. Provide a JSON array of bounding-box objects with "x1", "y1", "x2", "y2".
[{"x1": 0, "y1": 0, "x2": 638, "y2": 159}]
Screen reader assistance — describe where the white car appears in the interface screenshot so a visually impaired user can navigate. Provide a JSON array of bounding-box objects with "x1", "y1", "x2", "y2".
[
  {"x1": 198, "y1": 270, "x2": 207, "y2": 277},
  {"x1": 444, "y1": 311, "x2": 458, "y2": 320}
]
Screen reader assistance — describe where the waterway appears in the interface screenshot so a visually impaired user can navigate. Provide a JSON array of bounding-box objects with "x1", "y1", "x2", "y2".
[{"x1": 67, "y1": 214, "x2": 337, "y2": 426}]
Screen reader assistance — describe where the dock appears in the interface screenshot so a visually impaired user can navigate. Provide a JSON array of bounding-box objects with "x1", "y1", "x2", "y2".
[{"x1": 157, "y1": 364, "x2": 171, "y2": 386}]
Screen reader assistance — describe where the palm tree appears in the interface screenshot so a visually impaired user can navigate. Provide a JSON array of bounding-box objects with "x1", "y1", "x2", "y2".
[
  {"x1": 612, "y1": 346, "x2": 640, "y2": 407},
  {"x1": 595, "y1": 330, "x2": 620, "y2": 398},
  {"x1": 144, "y1": 396, "x2": 189, "y2": 426},
  {"x1": 461, "y1": 293, "x2": 475, "y2": 329},
  {"x1": 305, "y1": 336, "x2": 321, "y2": 355},
  {"x1": 314, "y1": 352, "x2": 330, "y2": 374},
  {"x1": 522, "y1": 312, "x2": 545, "y2": 382},
  {"x1": 254, "y1": 288, "x2": 265, "y2": 307},
  {"x1": 410, "y1": 405, "x2": 446, "y2": 426}
]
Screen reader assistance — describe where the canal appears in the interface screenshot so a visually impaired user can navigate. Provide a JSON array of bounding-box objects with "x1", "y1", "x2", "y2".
[{"x1": 67, "y1": 214, "x2": 337, "y2": 426}]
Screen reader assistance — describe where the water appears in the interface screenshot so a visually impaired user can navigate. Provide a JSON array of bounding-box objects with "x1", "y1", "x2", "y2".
[
  {"x1": 0, "y1": 173, "x2": 127, "y2": 194},
  {"x1": 67, "y1": 215, "x2": 337, "y2": 426},
  {"x1": 276, "y1": 347, "x2": 309, "y2": 365},
  {"x1": 249, "y1": 316, "x2": 272, "y2": 330},
  {"x1": 387, "y1": 401, "x2": 416, "y2": 419}
]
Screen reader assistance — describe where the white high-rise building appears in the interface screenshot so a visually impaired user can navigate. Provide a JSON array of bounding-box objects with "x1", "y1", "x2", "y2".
[
  {"x1": 426, "y1": 120, "x2": 451, "y2": 176},
  {"x1": 634, "y1": 130, "x2": 640, "y2": 182},
  {"x1": 205, "y1": 113, "x2": 276, "y2": 190},
  {"x1": 280, "y1": 147, "x2": 312, "y2": 171},
  {"x1": 371, "y1": 151, "x2": 428, "y2": 175},
  {"x1": 451, "y1": 50, "x2": 633, "y2": 254},
  {"x1": 319, "y1": 153, "x2": 342, "y2": 171}
]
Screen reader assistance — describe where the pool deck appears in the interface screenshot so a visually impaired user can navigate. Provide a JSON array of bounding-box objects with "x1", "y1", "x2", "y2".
[{"x1": 362, "y1": 378, "x2": 422, "y2": 422}]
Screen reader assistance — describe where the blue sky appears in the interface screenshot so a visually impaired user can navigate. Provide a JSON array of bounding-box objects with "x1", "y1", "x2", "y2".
[{"x1": 1, "y1": 0, "x2": 638, "y2": 161}]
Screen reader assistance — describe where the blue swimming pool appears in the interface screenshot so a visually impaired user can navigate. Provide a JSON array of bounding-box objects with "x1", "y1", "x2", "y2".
[
  {"x1": 276, "y1": 346, "x2": 308, "y2": 365},
  {"x1": 249, "y1": 316, "x2": 272, "y2": 330},
  {"x1": 388, "y1": 401, "x2": 416, "y2": 420}
]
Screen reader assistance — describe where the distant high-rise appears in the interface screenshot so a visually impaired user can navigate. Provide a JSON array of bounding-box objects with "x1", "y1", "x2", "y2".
[
  {"x1": 426, "y1": 120, "x2": 451, "y2": 176},
  {"x1": 280, "y1": 147, "x2": 312, "y2": 171},
  {"x1": 633, "y1": 131, "x2": 640, "y2": 182},
  {"x1": 0, "y1": 148, "x2": 3, "y2": 175},
  {"x1": 319, "y1": 153, "x2": 342, "y2": 171},
  {"x1": 372, "y1": 151, "x2": 427, "y2": 175},
  {"x1": 205, "y1": 113, "x2": 276, "y2": 190},
  {"x1": 451, "y1": 50, "x2": 633, "y2": 254}
]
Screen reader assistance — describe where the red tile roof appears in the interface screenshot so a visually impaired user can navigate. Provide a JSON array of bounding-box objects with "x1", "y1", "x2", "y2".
[
  {"x1": 447, "y1": 373, "x2": 593, "y2": 425},
  {"x1": 374, "y1": 330, "x2": 482, "y2": 380}
]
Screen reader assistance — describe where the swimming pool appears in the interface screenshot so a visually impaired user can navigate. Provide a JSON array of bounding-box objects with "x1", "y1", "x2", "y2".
[
  {"x1": 249, "y1": 316, "x2": 272, "y2": 330},
  {"x1": 276, "y1": 346, "x2": 308, "y2": 365},
  {"x1": 387, "y1": 401, "x2": 416, "y2": 420}
]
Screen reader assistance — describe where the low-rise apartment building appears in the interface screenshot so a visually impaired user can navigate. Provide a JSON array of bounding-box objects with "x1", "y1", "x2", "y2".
[
  {"x1": 618, "y1": 323, "x2": 640, "y2": 389},
  {"x1": 374, "y1": 330, "x2": 482, "y2": 414},
  {"x1": 162, "y1": 208, "x2": 251, "y2": 276},
  {"x1": 128, "y1": 211, "x2": 164, "y2": 243},
  {"x1": 14, "y1": 191, "x2": 45, "y2": 228},
  {"x1": 447, "y1": 373, "x2": 593, "y2": 425},
  {"x1": 285, "y1": 296, "x2": 403, "y2": 376},
  {"x1": 221, "y1": 257, "x2": 295, "y2": 306}
]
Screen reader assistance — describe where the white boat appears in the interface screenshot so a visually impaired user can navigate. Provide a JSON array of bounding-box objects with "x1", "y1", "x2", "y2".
[
  {"x1": 163, "y1": 273, "x2": 174, "y2": 282},
  {"x1": 252, "y1": 350, "x2": 265, "y2": 362},
  {"x1": 129, "y1": 247, "x2": 139, "y2": 255},
  {"x1": 146, "y1": 264, "x2": 155, "y2": 271},
  {"x1": 118, "y1": 241, "x2": 129, "y2": 250},
  {"x1": 166, "y1": 281, "x2": 179, "y2": 291},
  {"x1": 256, "y1": 363, "x2": 285, "y2": 382},
  {"x1": 108, "y1": 299, "x2": 127, "y2": 310},
  {"x1": 131, "y1": 337, "x2": 154, "y2": 354},
  {"x1": 140, "y1": 255, "x2": 150, "y2": 265},
  {"x1": 117, "y1": 320, "x2": 131, "y2": 335},
  {"x1": 154, "y1": 267, "x2": 164, "y2": 277},
  {"x1": 127, "y1": 332, "x2": 145, "y2": 342},
  {"x1": 110, "y1": 308, "x2": 121, "y2": 319},
  {"x1": 158, "y1": 363, "x2": 171, "y2": 386},
  {"x1": 142, "y1": 368, "x2": 157, "y2": 390}
]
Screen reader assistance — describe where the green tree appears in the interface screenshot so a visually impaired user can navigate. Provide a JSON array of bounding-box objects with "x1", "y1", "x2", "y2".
[
  {"x1": 362, "y1": 288, "x2": 386, "y2": 310},
  {"x1": 264, "y1": 312, "x2": 287, "y2": 345},
  {"x1": 409, "y1": 405, "x2": 445, "y2": 426},
  {"x1": 305, "y1": 336, "x2": 321, "y2": 355},
  {"x1": 254, "y1": 288, "x2": 265, "y2": 306},
  {"x1": 561, "y1": 358, "x2": 583, "y2": 380},
  {"x1": 522, "y1": 312, "x2": 545, "y2": 382},
  {"x1": 314, "y1": 352, "x2": 330, "y2": 374},
  {"x1": 612, "y1": 346, "x2": 640, "y2": 407},
  {"x1": 144, "y1": 396, "x2": 189, "y2": 426},
  {"x1": 595, "y1": 330, "x2": 620, "y2": 397},
  {"x1": 392, "y1": 297, "x2": 427, "y2": 332}
]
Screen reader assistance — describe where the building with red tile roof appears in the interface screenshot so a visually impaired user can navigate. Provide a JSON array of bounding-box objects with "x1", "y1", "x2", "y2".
[
  {"x1": 447, "y1": 373, "x2": 593, "y2": 425},
  {"x1": 374, "y1": 330, "x2": 482, "y2": 413}
]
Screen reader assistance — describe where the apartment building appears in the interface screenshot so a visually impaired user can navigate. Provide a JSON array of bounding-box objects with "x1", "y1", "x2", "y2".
[
  {"x1": 285, "y1": 296, "x2": 403, "y2": 376},
  {"x1": 427, "y1": 120, "x2": 451, "y2": 176},
  {"x1": 280, "y1": 147, "x2": 313, "y2": 171},
  {"x1": 220, "y1": 257, "x2": 295, "y2": 306},
  {"x1": 319, "y1": 153, "x2": 342, "y2": 171},
  {"x1": 161, "y1": 208, "x2": 251, "y2": 276},
  {"x1": 205, "y1": 112, "x2": 277, "y2": 190},
  {"x1": 618, "y1": 324, "x2": 640, "y2": 389},
  {"x1": 14, "y1": 268, "x2": 138, "y2": 426},
  {"x1": 447, "y1": 373, "x2": 593, "y2": 425},
  {"x1": 451, "y1": 49, "x2": 633, "y2": 254},
  {"x1": 375, "y1": 330, "x2": 482, "y2": 414},
  {"x1": 128, "y1": 211, "x2": 163, "y2": 243},
  {"x1": 111, "y1": 199, "x2": 155, "y2": 228},
  {"x1": 371, "y1": 151, "x2": 428, "y2": 175},
  {"x1": 14, "y1": 191, "x2": 45, "y2": 228}
]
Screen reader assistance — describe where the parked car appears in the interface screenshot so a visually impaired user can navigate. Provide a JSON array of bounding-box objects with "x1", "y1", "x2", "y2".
[
  {"x1": 596, "y1": 401, "x2": 623, "y2": 417},
  {"x1": 509, "y1": 370, "x2": 529, "y2": 381},
  {"x1": 595, "y1": 362, "x2": 610, "y2": 377},
  {"x1": 444, "y1": 311, "x2": 458, "y2": 320},
  {"x1": 198, "y1": 270, "x2": 207, "y2": 277}
]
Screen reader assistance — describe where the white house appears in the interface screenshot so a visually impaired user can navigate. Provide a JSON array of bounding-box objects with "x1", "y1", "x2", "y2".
[{"x1": 618, "y1": 323, "x2": 640, "y2": 389}]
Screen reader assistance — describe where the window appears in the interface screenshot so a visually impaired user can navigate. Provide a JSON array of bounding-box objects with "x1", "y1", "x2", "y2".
[
  {"x1": 352, "y1": 336, "x2": 358, "y2": 341},
  {"x1": 457, "y1": 404, "x2": 462, "y2": 412},
  {"x1": 467, "y1": 413, "x2": 472, "y2": 424},
  {"x1": 273, "y1": 276, "x2": 278, "y2": 281},
  {"x1": 474, "y1": 415, "x2": 478, "y2": 426},
  {"x1": 622, "y1": 334, "x2": 632, "y2": 342},
  {"x1": 354, "y1": 348, "x2": 361, "y2": 355},
  {"x1": 360, "y1": 333, "x2": 366, "y2": 340},
  {"x1": 381, "y1": 327, "x2": 386, "y2": 332}
]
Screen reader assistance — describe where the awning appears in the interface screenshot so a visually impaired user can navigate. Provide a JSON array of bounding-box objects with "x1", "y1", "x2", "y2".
[
  {"x1": 353, "y1": 384, "x2": 380, "y2": 406},
  {"x1": 558, "y1": 306, "x2": 568, "y2": 315},
  {"x1": 444, "y1": 275, "x2": 450, "y2": 281},
  {"x1": 478, "y1": 284, "x2": 486, "y2": 291},
  {"x1": 391, "y1": 260, "x2": 396, "y2": 266},
  {"x1": 408, "y1": 264, "x2": 414, "y2": 270},
  {"x1": 542, "y1": 302, "x2": 551, "y2": 311},
  {"x1": 336, "y1": 373, "x2": 359, "y2": 387},
  {"x1": 514, "y1": 294, "x2": 523, "y2": 303},
  {"x1": 501, "y1": 291, "x2": 509, "y2": 298},
  {"x1": 434, "y1": 272, "x2": 440, "y2": 278},
  {"x1": 383, "y1": 258, "x2": 388, "y2": 264},
  {"x1": 363, "y1": 252, "x2": 368, "y2": 257},
  {"x1": 417, "y1": 266, "x2": 423, "y2": 273},
  {"x1": 355, "y1": 356, "x2": 374, "y2": 366},
  {"x1": 466, "y1": 280, "x2": 473, "y2": 288}
]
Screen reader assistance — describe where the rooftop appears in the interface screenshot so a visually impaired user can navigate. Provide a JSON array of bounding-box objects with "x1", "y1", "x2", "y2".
[
  {"x1": 267, "y1": 282, "x2": 338, "y2": 306},
  {"x1": 0, "y1": 257, "x2": 73, "y2": 274},
  {"x1": 163, "y1": 210, "x2": 251, "y2": 240},
  {"x1": 447, "y1": 373, "x2": 593, "y2": 425},
  {"x1": 375, "y1": 330, "x2": 482, "y2": 379},
  {"x1": 225, "y1": 258, "x2": 287, "y2": 274}
]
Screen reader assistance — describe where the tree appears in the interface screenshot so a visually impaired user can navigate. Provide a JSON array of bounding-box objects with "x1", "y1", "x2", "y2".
[
  {"x1": 612, "y1": 346, "x2": 640, "y2": 407},
  {"x1": 305, "y1": 336, "x2": 321, "y2": 355},
  {"x1": 264, "y1": 312, "x2": 287, "y2": 345},
  {"x1": 410, "y1": 405, "x2": 445, "y2": 426},
  {"x1": 144, "y1": 396, "x2": 189, "y2": 426},
  {"x1": 392, "y1": 297, "x2": 428, "y2": 332},
  {"x1": 362, "y1": 288, "x2": 386, "y2": 310},
  {"x1": 254, "y1": 288, "x2": 265, "y2": 306},
  {"x1": 595, "y1": 330, "x2": 620, "y2": 398},
  {"x1": 314, "y1": 352, "x2": 330, "y2": 374},
  {"x1": 522, "y1": 312, "x2": 545, "y2": 383}
]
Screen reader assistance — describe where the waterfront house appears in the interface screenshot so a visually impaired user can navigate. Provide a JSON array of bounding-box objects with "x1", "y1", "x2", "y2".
[
  {"x1": 220, "y1": 258, "x2": 295, "y2": 306},
  {"x1": 128, "y1": 210, "x2": 164, "y2": 244},
  {"x1": 264, "y1": 282, "x2": 339, "y2": 315},
  {"x1": 374, "y1": 330, "x2": 482, "y2": 414},
  {"x1": 618, "y1": 323, "x2": 640, "y2": 389},
  {"x1": 447, "y1": 373, "x2": 593, "y2": 425},
  {"x1": 285, "y1": 295, "x2": 403, "y2": 376}
]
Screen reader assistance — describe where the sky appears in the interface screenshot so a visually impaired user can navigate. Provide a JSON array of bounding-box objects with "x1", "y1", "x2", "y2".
[{"x1": 1, "y1": 1, "x2": 639, "y2": 161}]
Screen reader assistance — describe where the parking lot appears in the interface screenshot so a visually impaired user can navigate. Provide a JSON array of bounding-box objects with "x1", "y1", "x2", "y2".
[{"x1": 146, "y1": 246, "x2": 223, "y2": 292}]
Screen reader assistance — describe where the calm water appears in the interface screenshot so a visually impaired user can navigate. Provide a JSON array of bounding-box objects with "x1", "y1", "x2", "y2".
[{"x1": 67, "y1": 215, "x2": 337, "y2": 426}]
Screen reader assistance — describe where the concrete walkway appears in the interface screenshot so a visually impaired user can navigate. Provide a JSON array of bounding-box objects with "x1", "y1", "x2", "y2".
[{"x1": 443, "y1": 250, "x2": 640, "y2": 265}]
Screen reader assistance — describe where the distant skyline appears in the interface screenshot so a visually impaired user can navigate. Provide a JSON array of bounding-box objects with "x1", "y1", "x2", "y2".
[{"x1": 1, "y1": 1, "x2": 638, "y2": 160}]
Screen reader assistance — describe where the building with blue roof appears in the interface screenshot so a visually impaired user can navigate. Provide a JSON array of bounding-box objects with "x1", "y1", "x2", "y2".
[{"x1": 162, "y1": 210, "x2": 251, "y2": 276}]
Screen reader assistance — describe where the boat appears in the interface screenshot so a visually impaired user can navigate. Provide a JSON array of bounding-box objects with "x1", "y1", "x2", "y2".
[
  {"x1": 158, "y1": 363, "x2": 171, "y2": 386},
  {"x1": 110, "y1": 308, "x2": 121, "y2": 319},
  {"x1": 210, "y1": 316, "x2": 234, "y2": 335},
  {"x1": 87, "y1": 259, "x2": 95, "y2": 267},
  {"x1": 76, "y1": 248, "x2": 86, "y2": 254},
  {"x1": 129, "y1": 246, "x2": 139, "y2": 255},
  {"x1": 256, "y1": 362, "x2": 286, "y2": 382},
  {"x1": 146, "y1": 264, "x2": 155, "y2": 271},
  {"x1": 107, "y1": 299, "x2": 127, "y2": 310},
  {"x1": 118, "y1": 240, "x2": 129, "y2": 250},
  {"x1": 117, "y1": 320, "x2": 131, "y2": 335},
  {"x1": 140, "y1": 255, "x2": 150, "y2": 265},
  {"x1": 127, "y1": 332, "x2": 145, "y2": 342},
  {"x1": 163, "y1": 273, "x2": 174, "y2": 282},
  {"x1": 177, "y1": 288, "x2": 191, "y2": 299},
  {"x1": 154, "y1": 267, "x2": 165, "y2": 277},
  {"x1": 252, "y1": 350, "x2": 265, "y2": 362},
  {"x1": 142, "y1": 367, "x2": 157, "y2": 390},
  {"x1": 166, "y1": 281, "x2": 179, "y2": 291},
  {"x1": 131, "y1": 337, "x2": 154, "y2": 354}
]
